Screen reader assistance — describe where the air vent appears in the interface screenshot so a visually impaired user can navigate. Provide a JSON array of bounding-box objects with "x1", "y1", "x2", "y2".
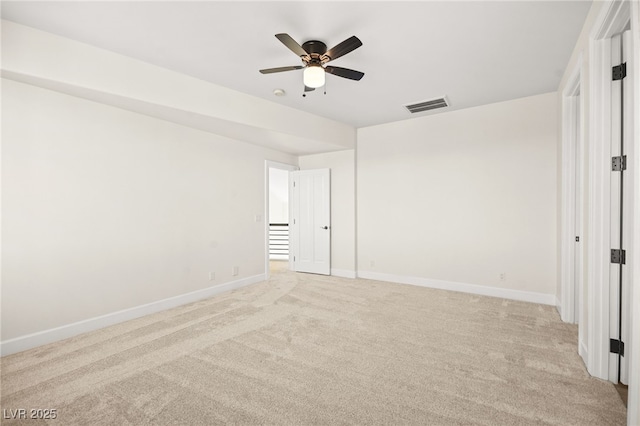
[{"x1": 404, "y1": 97, "x2": 449, "y2": 114}]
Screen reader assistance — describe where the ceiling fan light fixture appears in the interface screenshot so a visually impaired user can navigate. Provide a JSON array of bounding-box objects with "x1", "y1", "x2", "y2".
[{"x1": 303, "y1": 65, "x2": 325, "y2": 88}]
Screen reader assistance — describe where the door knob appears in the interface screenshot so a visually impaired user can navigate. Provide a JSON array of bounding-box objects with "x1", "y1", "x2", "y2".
[{"x1": 321, "y1": 226, "x2": 329, "y2": 230}]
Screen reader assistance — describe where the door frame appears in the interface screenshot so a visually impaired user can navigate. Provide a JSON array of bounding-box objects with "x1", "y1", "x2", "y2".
[
  {"x1": 629, "y1": 4, "x2": 640, "y2": 423},
  {"x1": 587, "y1": 1, "x2": 639, "y2": 423},
  {"x1": 607, "y1": 30, "x2": 634, "y2": 385},
  {"x1": 586, "y1": 0, "x2": 630, "y2": 380},
  {"x1": 560, "y1": 58, "x2": 584, "y2": 328},
  {"x1": 264, "y1": 160, "x2": 298, "y2": 279}
]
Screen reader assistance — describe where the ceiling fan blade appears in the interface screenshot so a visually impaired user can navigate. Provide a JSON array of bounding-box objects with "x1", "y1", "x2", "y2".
[
  {"x1": 304, "y1": 86, "x2": 316, "y2": 92},
  {"x1": 324, "y1": 66, "x2": 364, "y2": 81},
  {"x1": 259, "y1": 66, "x2": 304, "y2": 74},
  {"x1": 275, "y1": 33, "x2": 310, "y2": 59},
  {"x1": 322, "y1": 36, "x2": 362, "y2": 62}
]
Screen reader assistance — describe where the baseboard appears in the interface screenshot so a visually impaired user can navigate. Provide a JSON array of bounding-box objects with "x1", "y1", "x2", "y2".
[
  {"x1": 356, "y1": 271, "x2": 556, "y2": 306},
  {"x1": 556, "y1": 297, "x2": 563, "y2": 318},
  {"x1": 579, "y1": 339, "x2": 588, "y2": 359},
  {"x1": 331, "y1": 269, "x2": 357, "y2": 279},
  {"x1": 0, "y1": 274, "x2": 266, "y2": 357}
]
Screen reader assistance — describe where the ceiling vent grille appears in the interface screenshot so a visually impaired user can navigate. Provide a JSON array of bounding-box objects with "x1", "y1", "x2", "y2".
[{"x1": 404, "y1": 97, "x2": 449, "y2": 114}]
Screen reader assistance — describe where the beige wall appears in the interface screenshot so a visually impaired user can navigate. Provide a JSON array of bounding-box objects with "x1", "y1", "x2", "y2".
[
  {"x1": 357, "y1": 93, "x2": 558, "y2": 300},
  {"x1": 299, "y1": 150, "x2": 356, "y2": 276}
]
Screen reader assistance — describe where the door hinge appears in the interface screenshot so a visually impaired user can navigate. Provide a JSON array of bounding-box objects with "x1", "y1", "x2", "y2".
[
  {"x1": 612, "y1": 155, "x2": 627, "y2": 171},
  {"x1": 611, "y1": 249, "x2": 626, "y2": 264},
  {"x1": 575, "y1": 236, "x2": 580, "y2": 242},
  {"x1": 612, "y1": 63, "x2": 627, "y2": 80},
  {"x1": 610, "y1": 338, "x2": 625, "y2": 356}
]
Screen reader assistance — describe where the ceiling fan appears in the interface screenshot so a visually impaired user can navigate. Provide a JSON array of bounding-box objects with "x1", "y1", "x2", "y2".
[{"x1": 259, "y1": 33, "x2": 364, "y2": 92}]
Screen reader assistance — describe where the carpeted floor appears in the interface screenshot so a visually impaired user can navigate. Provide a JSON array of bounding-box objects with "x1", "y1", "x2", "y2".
[{"x1": 0, "y1": 262, "x2": 627, "y2": 425}]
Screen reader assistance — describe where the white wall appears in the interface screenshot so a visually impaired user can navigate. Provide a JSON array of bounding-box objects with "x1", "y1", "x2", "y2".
[
  {"x1": 268, "y1": 168, "x2": 289, "y2": 224},
  {"x1": 299, "y1": 150, "x2": 356, "y2": 277},
  {"x1": 1, "y1": 78, "x2": 296, "y2": 343},
  {"x1": 357, "y1": 93, "x2": 558, "y2": 303}
]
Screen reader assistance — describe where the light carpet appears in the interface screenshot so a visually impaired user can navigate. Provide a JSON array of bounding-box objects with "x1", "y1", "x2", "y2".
[{"x1": 0, "y1": 262, "x2": 627, "y2": 425}]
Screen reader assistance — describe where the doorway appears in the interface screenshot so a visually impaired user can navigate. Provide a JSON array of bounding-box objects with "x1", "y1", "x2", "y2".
[
  {"x1": 561, "y1": 62, "x2": 583, "y2": 331},
  {"x1": 264, "y1": 163, "x2": 332, "y2": 277},
  {"x1": 265, "y1": 161, "x2": 297, "y2": 278},
  {"x1": 269, "y1": 167, "x2": 290, "y2": 262},
  {"x1": 572, "y1": 92, "x2": 582, "y2": 328}
]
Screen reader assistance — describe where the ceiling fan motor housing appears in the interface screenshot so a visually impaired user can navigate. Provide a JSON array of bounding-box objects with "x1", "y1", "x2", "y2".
[{"x1": 301, "y1": 40, "x2": 327, "y2": 56}]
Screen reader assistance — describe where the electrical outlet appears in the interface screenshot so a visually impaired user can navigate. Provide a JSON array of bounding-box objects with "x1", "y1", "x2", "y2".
[
  {"x1": 209, "y1": 272, "x2": 215, "y2": 281},
  {"x1": 500, "y1": 273, "x2": 506, "y2": 281},
  {"x1": 232, "y1": 266, "x2": 239, "y2": 276}
]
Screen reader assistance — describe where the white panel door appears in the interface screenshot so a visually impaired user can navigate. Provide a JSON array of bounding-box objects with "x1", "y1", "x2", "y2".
[{"x1": 290, "y1": 169, "x2": 330, "y2": 275}]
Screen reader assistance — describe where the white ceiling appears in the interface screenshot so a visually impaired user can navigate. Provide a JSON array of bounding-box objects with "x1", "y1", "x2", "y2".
[{"x1": 1, "y1": 1, "x2": 591, "y2": 129}]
